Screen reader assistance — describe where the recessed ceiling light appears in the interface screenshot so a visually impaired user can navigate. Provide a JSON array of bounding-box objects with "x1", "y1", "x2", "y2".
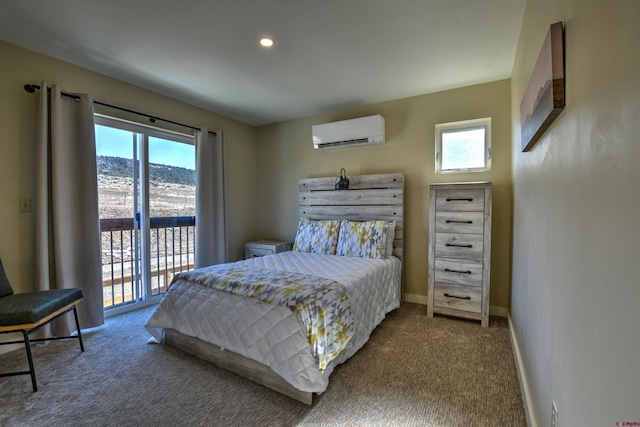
[{"x1": 260, "y1": 37, "x2": 274, "y2": 48}]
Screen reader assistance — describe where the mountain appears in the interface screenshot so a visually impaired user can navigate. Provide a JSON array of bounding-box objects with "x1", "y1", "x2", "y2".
[{"x1": 96, "y1": 156, "x2": 195, "y2": 186}]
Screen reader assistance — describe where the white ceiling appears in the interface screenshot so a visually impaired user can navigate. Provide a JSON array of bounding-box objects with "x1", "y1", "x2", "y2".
[{"x1": 0, "y1": 0, "x2": 526, "y2": 126}]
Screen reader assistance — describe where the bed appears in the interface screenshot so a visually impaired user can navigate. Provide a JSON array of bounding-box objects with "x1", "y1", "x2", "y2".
[{"x1": 145, "y1": 173, "x2": 404, "y2": 404}]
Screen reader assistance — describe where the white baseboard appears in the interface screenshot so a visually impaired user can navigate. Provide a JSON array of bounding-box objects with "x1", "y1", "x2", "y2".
[
  {"x1": 0, "y1": 342, "x2": 21, "y2": 355},
  {"x1": 403, "y1": 294, "x2": 507, "y2": 318},
  {"x1": 490, "y1": 306, "x2": 507, "y2": 317},
  {"x1": 104, "y1": 297, "x2": 161, "y2": 319},
  {"x1": 403, "y1": 293, "x2": 429, "y2": 305},
  {"x1": 507, "y1": 311, "x2": 537, "y2": 427}
]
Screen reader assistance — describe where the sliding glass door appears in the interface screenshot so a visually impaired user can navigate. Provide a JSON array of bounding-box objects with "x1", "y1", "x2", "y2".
[{"x1": 95, "y1": 116, "x2": 196, "y2": 311}]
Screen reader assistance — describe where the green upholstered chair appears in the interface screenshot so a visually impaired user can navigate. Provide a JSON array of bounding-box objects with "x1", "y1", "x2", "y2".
[{"x1": 0, "y1": 258, "x2": 84, "y2": 392}]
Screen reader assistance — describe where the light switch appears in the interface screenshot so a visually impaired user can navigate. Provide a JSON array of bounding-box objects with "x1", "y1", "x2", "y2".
[{"x1": 19, "y1": 197, "x2": 32, "y2": 212}]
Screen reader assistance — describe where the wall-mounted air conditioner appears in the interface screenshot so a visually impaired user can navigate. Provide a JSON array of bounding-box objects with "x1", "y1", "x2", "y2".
[{"x1": 312, "y1": 114, "x2": 385, "y2": 149}]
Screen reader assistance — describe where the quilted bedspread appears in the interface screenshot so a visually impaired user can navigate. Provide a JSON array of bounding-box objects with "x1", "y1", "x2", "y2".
[
  {"x1": 170, "y1": 264, "x2": 353, "y2": 370},
  {"x1": 145, "y1": 251, "x2": 401, "y2": 394}
]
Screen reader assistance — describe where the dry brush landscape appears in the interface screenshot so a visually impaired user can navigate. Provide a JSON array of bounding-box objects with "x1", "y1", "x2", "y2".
[{"x1": 98, "y1": 171, "x2": 196, "y2": 307}]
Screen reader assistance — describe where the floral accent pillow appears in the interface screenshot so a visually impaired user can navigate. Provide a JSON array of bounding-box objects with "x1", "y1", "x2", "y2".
[
  {"x1": 292, "y1": 219, "x2": 341, "y2": 254},
  {"x1": 336, "y1": 220, "x2": 388, "y2": 259}
]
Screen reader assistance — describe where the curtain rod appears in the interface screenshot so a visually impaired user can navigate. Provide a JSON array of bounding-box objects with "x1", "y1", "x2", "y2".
[{"x1": 23, "y1": 84, "x2": 216, "y2": 136}]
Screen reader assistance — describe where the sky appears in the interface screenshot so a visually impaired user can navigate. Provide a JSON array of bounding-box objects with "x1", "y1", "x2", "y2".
[{"x1": 95, "y1": 125, "x2": 195, "y2": 170}]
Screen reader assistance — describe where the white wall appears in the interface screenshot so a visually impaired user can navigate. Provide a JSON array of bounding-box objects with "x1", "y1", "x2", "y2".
[{"x1": 510, "y1": 1, "x2": 640, "y2": 425}]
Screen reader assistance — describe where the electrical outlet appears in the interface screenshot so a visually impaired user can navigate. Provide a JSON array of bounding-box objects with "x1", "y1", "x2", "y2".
[
  {"x1": 551, "y1": 400, "x2": 559, "y2": 427},
  {"x1": 19, "y1": 197, "x2": 32, "y2": 212}
]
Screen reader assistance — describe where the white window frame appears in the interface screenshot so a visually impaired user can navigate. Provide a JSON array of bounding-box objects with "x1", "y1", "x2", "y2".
[
  {"x1": 435, "y1": 117, "x2": 492, "y2": 174},
  {"x1": 95, "y1": 114, "x2": 195, "y2": 315}
]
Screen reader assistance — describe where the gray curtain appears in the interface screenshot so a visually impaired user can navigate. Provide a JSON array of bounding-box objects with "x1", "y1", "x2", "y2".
[
  {"x1": 35, "y1": 82, "x2": 104, "y2": 334},
  {"x1": 194, "y1": 128, "x2": 227, "y2": 268}
]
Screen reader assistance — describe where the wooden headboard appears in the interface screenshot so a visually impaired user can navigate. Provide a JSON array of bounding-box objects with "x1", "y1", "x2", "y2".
[{"x1": 298, "y1": 173, "x2": 405, "y2": 262}]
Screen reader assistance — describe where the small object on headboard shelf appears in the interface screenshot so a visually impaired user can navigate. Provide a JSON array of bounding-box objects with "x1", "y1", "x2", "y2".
[{"x1": 335, "y1": 168, "x2": 350, "y2": 190}]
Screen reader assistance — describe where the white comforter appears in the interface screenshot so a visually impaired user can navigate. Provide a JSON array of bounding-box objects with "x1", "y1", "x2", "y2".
[{"x1": 145, "y1": 251, "x2": 401, "y2": 394}]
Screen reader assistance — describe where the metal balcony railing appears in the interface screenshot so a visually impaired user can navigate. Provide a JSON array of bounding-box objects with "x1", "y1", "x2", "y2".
[{"x1": 99, "y1": 216, "x2": 195, "y2": 309}]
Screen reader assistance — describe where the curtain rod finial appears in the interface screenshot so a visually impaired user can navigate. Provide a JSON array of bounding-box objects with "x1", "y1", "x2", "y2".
[{"x1": 24, "y1": 84, "x2": 37, "y2": 93}]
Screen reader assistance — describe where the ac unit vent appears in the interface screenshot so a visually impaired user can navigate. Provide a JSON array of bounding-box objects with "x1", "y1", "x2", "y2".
[{"x1": 312, "y1": 115, "x2": 385, "y2": 150}]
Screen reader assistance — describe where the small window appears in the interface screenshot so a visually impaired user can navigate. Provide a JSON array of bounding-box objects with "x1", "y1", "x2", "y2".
[{"x1": 435, "y1": 118, "x2": 491, "y2": 174}]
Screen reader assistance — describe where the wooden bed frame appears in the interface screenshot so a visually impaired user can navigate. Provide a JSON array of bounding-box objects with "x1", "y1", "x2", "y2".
[{"x1": 165, "y1": 172, "x2": 405, "y2": 404}]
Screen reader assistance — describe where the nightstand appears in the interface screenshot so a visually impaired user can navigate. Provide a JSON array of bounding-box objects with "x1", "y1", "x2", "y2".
[{"x1": 245, "y1": 240, "x2": 293, "y2": 259}]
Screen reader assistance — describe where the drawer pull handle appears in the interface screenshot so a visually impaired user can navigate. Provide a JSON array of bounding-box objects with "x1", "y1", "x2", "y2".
[
  {"x1": 445, "y1": 243, "x2": 473, "y2": 248},
  {"x1": 444, "y1": 268, "x2": 472, "y2": 274},
  {"x1": 445, "y1": 220, "x2": 473, "y2": 224},
  {"x1": 444, "y1": 293, "x2": 471, "y2": 300},
  {"x1": 446, "y1": 197, "x2": 473, "y2": 202}
]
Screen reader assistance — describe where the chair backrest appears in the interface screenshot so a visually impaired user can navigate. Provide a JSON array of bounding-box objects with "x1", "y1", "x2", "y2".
[{"x1": 0, "y1": 258, "x2": 15, "y2": 298}]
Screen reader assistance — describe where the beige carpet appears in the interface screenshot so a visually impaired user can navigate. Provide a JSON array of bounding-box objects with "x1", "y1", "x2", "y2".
[{"x1": 0, "y1": 303, "x2": 526, "y2": 426}]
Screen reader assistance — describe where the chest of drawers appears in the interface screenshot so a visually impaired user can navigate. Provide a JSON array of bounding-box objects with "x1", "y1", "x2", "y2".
[{"x1": 427, "y1": 182, "x2": 492, "y2": 326}]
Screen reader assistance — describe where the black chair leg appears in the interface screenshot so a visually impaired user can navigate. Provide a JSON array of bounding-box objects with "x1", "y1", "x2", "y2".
[
  {"x1": 72, "y1": 306, "x2": 84, "y2": 352},
  {"x1": 21, "y1": 330, "x2": 37, "y2": 392}
]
